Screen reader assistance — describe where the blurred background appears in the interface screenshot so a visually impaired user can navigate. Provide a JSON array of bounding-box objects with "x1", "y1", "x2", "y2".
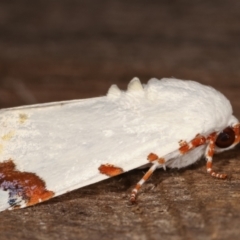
[
  {"x1": 0, "y1": 0, "x2": 239, "y2": 114},
  {"x1": 1, "y1": 1, "x2": 240, "y2": 240}
]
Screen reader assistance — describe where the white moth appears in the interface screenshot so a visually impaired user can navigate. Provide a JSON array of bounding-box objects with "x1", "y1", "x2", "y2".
[{"x1": 0, "y1": 78, "x2": 239, "y2": 211}]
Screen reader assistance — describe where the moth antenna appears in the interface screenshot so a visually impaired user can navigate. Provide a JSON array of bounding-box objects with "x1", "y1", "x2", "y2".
[
  {"x1": 127, "y1": 77, "x2": 144, "y2": 93},
  {"x1": 107, "y1": 84, "x2": 121, "y2": 98}
]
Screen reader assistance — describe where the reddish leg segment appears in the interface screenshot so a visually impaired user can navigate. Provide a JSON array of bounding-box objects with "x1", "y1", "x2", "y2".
[
  {"x1": 130, "y1": 153, "x2": 166, "y2": 202},
  {"x1": 233, "y1": 123, "x2": 240, "y2": 144},
  {"x1": 130, "y1": 162, "x2": 159, "y2": 203},
  {"x1": 205, "y1": 133, "x2": 227, "y2": 179},
  {"x1": 179, "y1": 134, "x2": 206, "y2": 154}
]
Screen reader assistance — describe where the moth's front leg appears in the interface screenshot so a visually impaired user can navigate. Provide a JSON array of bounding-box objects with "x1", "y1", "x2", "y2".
[
  {"x1": 205, "y1": 133, "x2": 227, "y2": 179},
  {"x1": 130, "y1": 128, "x2": 238, "y2": 203},
  {"x1": 180, "y1": 132, "x2": 228, "y2": 179}
]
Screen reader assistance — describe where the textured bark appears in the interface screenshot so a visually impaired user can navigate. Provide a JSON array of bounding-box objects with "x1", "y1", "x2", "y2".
[{"x1": 0, "y1": 1, "x2": 240, "y2": 239}]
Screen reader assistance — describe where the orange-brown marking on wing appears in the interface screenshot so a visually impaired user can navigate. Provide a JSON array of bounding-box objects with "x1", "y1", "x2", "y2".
[
  {"x1": 147, "y1": 153, "x2": 165, "y2": 165},
  {"x1": 233, "y1": 124, "x2": 240, "y2": 144},
  {"x1": 179, "y1": 140, "x2": 189, "y2": 154},
  {"x1": 0, "y1": 160, "x2": 54, "y2": 208},
  {"x1": 98, "y1": 164, "x2": 123, "y2": 177},
  {"x1": 147, "y1": 153, "x2": 158, "y2": 162}
]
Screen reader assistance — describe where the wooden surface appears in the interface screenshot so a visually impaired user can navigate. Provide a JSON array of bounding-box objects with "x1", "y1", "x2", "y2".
[{"x1": 0, "y1": 1, "x2": 240, "y2": 240}]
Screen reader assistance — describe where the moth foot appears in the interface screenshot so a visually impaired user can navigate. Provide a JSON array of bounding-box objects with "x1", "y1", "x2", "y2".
[
  {"x1": 207, "y1": 169, "x2": 227, "y2": 179},
  {"x1": 129, "y1": 190, "x2": 138, "y2": 204},
  {"x1": 211, "y1": 172, "x2": 227, "y2": 179}
]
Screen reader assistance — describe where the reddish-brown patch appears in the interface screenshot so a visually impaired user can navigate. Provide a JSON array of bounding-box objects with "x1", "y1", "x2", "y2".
[
  {"x1": 233, "y1": 124, "x2": 240, "y2": 144},
  {"x1": 192, "y1": 135, "x2": 206, "y2": 147},
  {"x1": 0, "y1": 160, "x2": 54, "y2": 208},
  {"x1": 147, "y1": 153, "x2": 158, "y2": 162},
  {"x1": 179, "y1": 140, "x2": 189, "y2": 154},
  {"x1": 98, "y1": 164, "x2": 123, "y2": 177},
  {"x1": 158, "y1": 158, "x2": 165, "y2": 164},
  {"x1": 179, "y1": 135, "x2": 206, "y2": 154}
]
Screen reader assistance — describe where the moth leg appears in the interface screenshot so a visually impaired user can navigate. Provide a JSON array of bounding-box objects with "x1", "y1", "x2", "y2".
[
  {"x1": 179, "y1": 134, "x2": 206, "y2": 154},
  {"x1": 205, "y1": 133, "x2": 227, "y2": 179},
  {"x1": 130, "y1": 162, "x2": 160, "y2": 203},
  {"x1": 147, "y1": 153, "x2": 166, "y2": 170},
  {"x1": 130, "y1": 153, "x2": 166, "y2": 203},
  {"x1": 233, "y1": 123, "x2": 240, "y2": 144}
]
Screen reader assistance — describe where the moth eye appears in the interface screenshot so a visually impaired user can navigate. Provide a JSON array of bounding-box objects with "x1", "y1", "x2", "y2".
[{"x1": 215, "y1": 127, "x2": 235, "y2": 148}]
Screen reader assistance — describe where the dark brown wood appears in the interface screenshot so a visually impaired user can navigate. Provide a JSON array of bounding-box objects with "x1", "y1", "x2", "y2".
[{"x1": 0, "y1": 1, "x2": 240, "y2": 239}]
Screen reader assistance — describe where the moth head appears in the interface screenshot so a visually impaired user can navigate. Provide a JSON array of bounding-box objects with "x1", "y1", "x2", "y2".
[{"x1": 215, "y1": 124, "x2": 240, "y2": 150}]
